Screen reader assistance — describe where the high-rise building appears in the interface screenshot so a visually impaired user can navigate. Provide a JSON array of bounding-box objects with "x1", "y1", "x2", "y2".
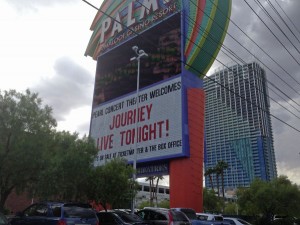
[{"x1": 204, "y1": 62, "x2": 277, "y2": 190}]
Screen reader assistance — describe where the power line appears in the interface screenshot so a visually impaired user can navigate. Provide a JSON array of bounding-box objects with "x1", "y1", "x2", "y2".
[
  {"x1": 207, "y1": 0, "x2": 300, "y2": 92},
  {"x1": 254, "y1": 0, "x2": 300, "y2": 52},
  {"x1": 82, "y1": 0, "x2": 300, "y2": 134},
  {"x1": 274, "y1": 0, "x2": 300, "y2": 39},
  {"x1": 242, "y1": 0, "x2": 300, "y2": 66},
  {"x1": 189, "y1": 0, "x2": 300, "y2": 106},
  {"x1": 266, "y1": 0, "x2": 300, "y2": 45},
  {"x1": 184, "y1": 11, "x2": 300, "y2": 121}
]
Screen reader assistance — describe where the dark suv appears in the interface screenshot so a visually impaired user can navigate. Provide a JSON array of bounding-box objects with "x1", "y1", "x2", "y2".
[
  {"x1": 97, "y1": 210, "x2": 149, "y2": 225},
  {"x1": 9, "y1": 202, "x2": 99, "y2": 225},
  {"x1": 136, "y1": 208, "x2": 191, "y2": 225}
]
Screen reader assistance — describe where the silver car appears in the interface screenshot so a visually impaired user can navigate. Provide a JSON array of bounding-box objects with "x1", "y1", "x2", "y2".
[{"x1": 136, "y1": 208, "x2": 191, "y2": 225}]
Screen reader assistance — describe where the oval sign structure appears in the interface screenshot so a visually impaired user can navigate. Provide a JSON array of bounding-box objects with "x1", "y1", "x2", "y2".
[{"x1": 85, "y1": 0, "x2": 231, "y2": 77}]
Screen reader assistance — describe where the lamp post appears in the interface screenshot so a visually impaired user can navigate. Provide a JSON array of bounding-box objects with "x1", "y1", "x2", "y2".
[{"x1": 130, "y1": 46, "x2": 148, "y2": 213}]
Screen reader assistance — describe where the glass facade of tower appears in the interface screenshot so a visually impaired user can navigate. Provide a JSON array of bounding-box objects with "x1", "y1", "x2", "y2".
[{"x1": 204, "y1": 62, "x2": 277, "y2": 189}]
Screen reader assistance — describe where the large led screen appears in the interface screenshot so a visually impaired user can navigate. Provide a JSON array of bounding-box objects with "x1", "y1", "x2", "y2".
[
  {"x1": 93, "y1": 13, "x2": 181, "y2": 106},
  {"x1": 91, "y1": 76, "x2": 183, "y2": 166}
]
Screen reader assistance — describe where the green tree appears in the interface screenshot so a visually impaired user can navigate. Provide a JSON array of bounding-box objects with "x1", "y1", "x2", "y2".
[
  {"x1": 215, "y1": 160, "x2": 229, "y2": 198},
  {"x1": 204, "y1": 167, "x2": 216, "y2": 191},
  {"x1": 237, "y1": 176, "x2": 300, "y2": 224},
  {"x1": 138, "y1": 199, "x2": 170, "y2": 209},
  {"x1": 223, "y1": 201, "x2": 238, "y2": 215},
  {"x1": 203, "y1": 188, "x2": 224, "y2": 213},
  {"x1": 158, "y1": 199, "x2": 169, "y2": 208},
  {"x1": 0, "y1": 89, "x2": 56, "y2": 211},
  {"x1": 146, "y1": 175, "x2": 164, "y2": 207},
  {"x1": 145, "y1": 176, "x2": 155, "y2": 206},
  {"x1": 154, "y1": 175, "x2": 164, "y2": 207},
  {"x1": 31, "y1": 131, "x2": 98, "y2": 201},
  {"x1": 87, "y1": 158, "x2": 138, "y2": 211}
]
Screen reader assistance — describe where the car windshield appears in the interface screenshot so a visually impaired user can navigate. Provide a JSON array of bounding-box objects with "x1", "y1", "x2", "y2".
[
  {"x1": 197, "y1": 215, "x2": 208, "y2": 220},
  {"x1": 63, "y1": 206, "x2": 95, "y2": 219},
  {"x1": 115, "y1": 212, "x2": 144, "y2": 222},
  {"x1": 0, "y1": 214, "x2": 8, "y2": 225},
  {"x1": 172, "y1": 211, "x2": 189, "y2": 221},
  {"x1": 237, "y1": 219, "x2": 252, "y2": 225},
  {"x1": 179, "y1": 209, "x2": 197, "y2": 220},
  {"x1": 214, "y1": 216, "x2": 223, "y2": 221}
]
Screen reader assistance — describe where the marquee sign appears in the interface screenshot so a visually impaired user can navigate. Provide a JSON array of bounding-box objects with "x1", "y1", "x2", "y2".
[
  {"x1": 91, "y1": 76, "x2": 186, "y2": 166},
  {"x1": 85, "y1": 0, "x2": 231, "y2": 77},
  {"x1": 85, "y1": 0, "x2": 231, "y2": 211}
]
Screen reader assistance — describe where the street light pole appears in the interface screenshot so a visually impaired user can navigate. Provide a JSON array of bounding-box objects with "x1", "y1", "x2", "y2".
[{"x1": 130, "y1": 46, "x2": 148, "y2": 213}]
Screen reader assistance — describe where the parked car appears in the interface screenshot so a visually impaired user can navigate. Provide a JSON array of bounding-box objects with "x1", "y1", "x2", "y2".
[
  {"x1": 0, "y1": 212, "x2": 10, "y2": 225},
  {"x1": 9, "y1": 202, "x2": 99, "y2": 225},
  {"x1": 97, "y1": 210, "x2": 149, "y2": 225},
  {"x1": 196, "y1": 213, "x2": 224, "y2": 222},
  {"x1": 270, "y1": 216, "x2": 299, "y2": 225},
  {"x1": 136, "y1": 207, "x2": 191, "y2": 225},
  {"x1": 223, "y1": 217, "x2": 252, "y2": 225},
  {"x1": 172, "y1": 209, "x2": 229, "y2": 225},
  {"x1": 196, "y1": 213, "x2": 230, "y2": 225}
]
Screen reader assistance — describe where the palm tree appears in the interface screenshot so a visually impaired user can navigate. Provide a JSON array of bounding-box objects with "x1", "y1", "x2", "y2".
[
  {"x1": 145, "y1": 176, "x2": 155, "y2": 206},
  {"x1": 145, "y1": 175, "x2": 164, "y2": 207},
  {"x1": 204, "y1": 168, "x2": 215, "y2": 191},
  {"x1": 215, "y1": 160, "x2": 229, "y2": 198},
  {"x1": 215, "y1": 167, "x2": 221, "y2": 197},
  {"x1": 154, "y1": 175, "x2": 164, "y2": 207}
]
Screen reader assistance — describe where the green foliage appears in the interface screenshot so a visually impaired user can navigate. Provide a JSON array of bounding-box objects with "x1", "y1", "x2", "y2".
[
  {"x1": 138, "y1": 201, "x2": 152, "y2": 209},
  {"x1": 237, "y1": 176, "x2": 300, "y2": 224},
  {"x1": 158, "y1": 200, "x2": 170, "y2": 208},
  {"x1": 0, "y1": 89, "x2": 56, "y2": 211},
  {"x1": 145, "y1": 175, "x2": 164, "y2": 206},
  {"x1": 203, "y1": 188, "x2": 224, "y2": 213},
  {"x1": 138, "y1": 200, "x2": 169, "y2": 209},
  {"x1": 31, "y1": 131, "x2": 98, "y2": 201},
  {"x1": 204, "y1": 161, "x2": 229, "y2": 198},
  {"x1": 223, "y1": 202, "x2": 238, "y2": 215},
  {"x1": 87, "y1": 158, "x2": 138, "y2": 211}
]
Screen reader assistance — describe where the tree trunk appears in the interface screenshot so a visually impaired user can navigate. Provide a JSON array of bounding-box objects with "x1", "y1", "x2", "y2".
[
  {"x1": 216, "y1": 174, "x2": 220, "y2": 197},
  {"x1": 149, "y1": 178, "x2": 154, "y2": 206},
  {"x1": 155, "y1": 177, "x2": 160, "y2": 207},
  {"x1": 221, "y1": 172, "x2": 225, "y2": 198},
  {"x1": 209, "y1": 175, "x2": 214, "y2": 191}
]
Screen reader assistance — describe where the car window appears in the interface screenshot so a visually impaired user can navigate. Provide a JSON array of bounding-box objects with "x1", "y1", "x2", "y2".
[
  {"x1": 179, "y1": 209, "x2": 197, "y2": 220},
  {"x1": 224, "y1": 219, "x2": 235, "y2": 225},
  {"x1": 0, "y1": 214, "x2": 8, "y2": 225},
  {"x1": 214, "y1": 216, "x2": 224, "y2": 221},
  {"x1": 237, "y1": 219, "x2": 251, "y2": 225},
  {"x1": 24, "y1": 204, "x2": 48, "y2": 217},
  {"x1": 98, "y1": 213, "x2": 116, "y2": 223},
  {"x1": 172, "y1": 211, "x2": 189, "y2": 222},
  {"x1": 63, "y1": 207, "x2": 95, "y2": 219},
  {"x1": 137, "y1": 210, "x2": 151, "y2": 220},
  {"x1": 197, "y1": 215, "x2": 208, "y2": 220},
  {"x1": 51, "y1": 206, "x2": 62, "y2": 217},
  {"x1": 136, "y1": 211, "x2": 146, "y2": 219},
  {"x1": 152, "y1": 212, "x2": 166, "y2": 220},
  {"x1": 115, "y1": 212, "x2": 143, "y2": 222}
]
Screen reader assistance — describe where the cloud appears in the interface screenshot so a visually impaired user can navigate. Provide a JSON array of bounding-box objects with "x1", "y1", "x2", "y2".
[
  {"x1": 4, "y1": 0, "x2": 75, "y2": 12},
  {"x1": 32, "y1": 57, "x2": 94, "y2": 121},
  {"x1": 210, "y1": 0, "x2": 300, "y2": 184}
]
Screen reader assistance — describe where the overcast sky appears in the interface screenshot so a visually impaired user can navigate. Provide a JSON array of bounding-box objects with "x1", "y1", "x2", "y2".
[{"x1": 0, "y1": 0, "x2": 299, "y2": 185}]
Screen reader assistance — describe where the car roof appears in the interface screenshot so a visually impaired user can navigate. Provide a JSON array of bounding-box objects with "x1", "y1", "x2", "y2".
[
  {"x1": 143, "y1": 207, "x2": 170, "y2": 210},
  {"x1": 33, "y1": 202, "x2": 91, "y2": 206}
]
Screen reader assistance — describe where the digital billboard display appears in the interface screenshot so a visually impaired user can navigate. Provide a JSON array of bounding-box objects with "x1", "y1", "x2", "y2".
[
  {"x1": 90, "y1": 76, "x2": 184, "y2": 166},
  {"x1": 86, "y1": 0, "x2": 179, "y2": 59},
  {"x1": 93, "y1": 13, "x2": 181, "y2": 106}
]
